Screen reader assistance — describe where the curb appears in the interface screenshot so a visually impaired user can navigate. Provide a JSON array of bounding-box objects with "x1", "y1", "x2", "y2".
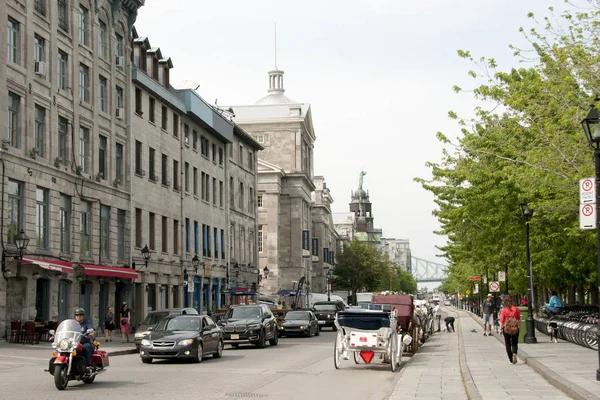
[
  {"x1": 463, "y1": 309, "x2": 600, "y2": 400},
  {"x1": 453, "y1": 310, "x2": 482, "y2": 400},
  {"x1": 107, "y1": 349, "x2": 138, "y2": 357}
]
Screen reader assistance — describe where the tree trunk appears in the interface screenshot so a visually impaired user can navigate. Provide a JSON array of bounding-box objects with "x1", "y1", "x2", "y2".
[
  {"x1": 567, "y1": 284, "x2": 576, "y2": 305},
  {"x1": 577, "y1": 283, "x2": 585, "y2": 305},
  {"x1": 590, "y1": 284, "x2": 599, "y2": 307}
]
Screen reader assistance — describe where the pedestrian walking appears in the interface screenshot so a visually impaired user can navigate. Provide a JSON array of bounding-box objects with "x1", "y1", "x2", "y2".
[
  {"x1": 433, "y1": 301, "x2": 442, "y2": 332},
  {"x1": 444, "y1": 316, "x2": 455, "y2": 332},
  {"x1": 500, "y1": 294, "x2": 521, "y2": 364},
  {"x1": 482, "y1": 294, "x2": 495, "y2": 336},
  {"x1": 120, "y1": 302, "x2": 131, "y2": 343},
  {"x1": 104, "y1": 306, "x2": 115, "y2": 342}
]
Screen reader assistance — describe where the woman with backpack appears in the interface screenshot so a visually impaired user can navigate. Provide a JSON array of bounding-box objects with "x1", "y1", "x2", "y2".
[{"x1": 500, "y1": 294, "x2": 521, "y2": 364}]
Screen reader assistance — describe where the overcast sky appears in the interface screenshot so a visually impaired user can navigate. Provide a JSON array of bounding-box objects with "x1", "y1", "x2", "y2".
[{"x1": 134, "y1": 0, "x2": 573, "y2": 267}]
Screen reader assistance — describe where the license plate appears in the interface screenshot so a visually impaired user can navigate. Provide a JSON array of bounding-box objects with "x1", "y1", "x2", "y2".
[
  {"x1": 230, "y1": 334, "x2": 239, "y2": 340},
  {"x1": 318, "y1": 321, "x2": 326, "y2": 324}
]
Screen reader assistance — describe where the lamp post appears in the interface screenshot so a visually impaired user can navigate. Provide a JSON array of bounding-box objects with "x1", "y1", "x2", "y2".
[
  {"x1": 137, "y1": 245, "x2": 151, "y2": 271},
  {"x1": 263, "y1": 266, "x2": 269, "y2": 280},
  {"x1": 326, "y1": 270, "x2": 332, "y2": 302},
  {"x1": 519, "y1": 202, "x2": 537, "y2": 344},
  {"x1": 1, "y1": 229, "x2": 30, "y2": 279},
  {"x1": 581, "y1": 99, "x2": 600, "y2": 381}
]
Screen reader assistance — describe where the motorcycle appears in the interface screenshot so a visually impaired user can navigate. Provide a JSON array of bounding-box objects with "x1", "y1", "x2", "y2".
[{"x1": 45, "y1": 319, "x2": 110, "y2": 390}]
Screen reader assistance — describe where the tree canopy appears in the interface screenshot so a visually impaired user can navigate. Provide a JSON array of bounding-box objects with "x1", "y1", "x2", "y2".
[{"x1": 415, "y1": 2, "x2": 600, "y2": 297}]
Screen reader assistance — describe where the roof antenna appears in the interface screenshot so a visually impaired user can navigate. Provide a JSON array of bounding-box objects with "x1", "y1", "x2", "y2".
[{"x1": 274, "y1": 22, "x2": 277, "y2": 69}]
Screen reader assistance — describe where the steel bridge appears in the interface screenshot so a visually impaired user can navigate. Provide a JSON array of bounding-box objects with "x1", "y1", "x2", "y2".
[{"x1": 410, "y1": 257, "x2": 447, "y2": 283}]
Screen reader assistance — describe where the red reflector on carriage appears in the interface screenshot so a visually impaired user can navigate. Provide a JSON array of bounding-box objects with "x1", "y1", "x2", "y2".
[
  {"x1": 360, "y1": 337, "x2": 367, "y2": 342},
  {"x1": 360, "y1": 351, "x2": 374, "y2": 364}
]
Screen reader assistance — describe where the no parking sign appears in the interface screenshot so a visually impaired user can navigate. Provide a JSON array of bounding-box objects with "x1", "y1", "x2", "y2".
[{"x1": 489, "y1": 281, "x2": 500, "y2": 292}]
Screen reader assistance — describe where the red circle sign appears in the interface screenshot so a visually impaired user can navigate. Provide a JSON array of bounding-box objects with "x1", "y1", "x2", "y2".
[
  {"x1": 582, "y1": 179, "x2": 594, "y2": 192},
  {"x1": 489, "y1": 282, "x2": 499, "y2": 292},
  {"x1": 582, "y1": 204, "x2": 594, "y2": 217}
]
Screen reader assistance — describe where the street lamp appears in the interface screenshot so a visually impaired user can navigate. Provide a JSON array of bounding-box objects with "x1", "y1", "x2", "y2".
[
  {"x1": 137, "y1": 245, "x2": 151, "y2": 271},
  {"x1": 263, "y1": 266, "x2": 269, "y2": 279},
  {"x1": 192, "y1": 254, "x2": 200, "y2": 273},
  {"x1": 326, "y1": 270, "x2": 332, "y2": 302},
  {"x1": 519, "y1": 202, "x2": 537, "y2": 344},
  {"x1": 1, "y1": 229, "x2": 30, "y2": 279},
  {"x1": 581, "y1": 99, "x2": 600, "y2": 381}
]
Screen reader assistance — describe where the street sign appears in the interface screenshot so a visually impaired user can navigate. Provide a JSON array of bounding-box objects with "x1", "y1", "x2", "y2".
[
  {"x1": 489, "y1": 281, "x2": 500, "y2": 292},
  {"x1": 468, "y1": 276, "x2": 481, "y2": 281},
  {"x1": 187, "y1": 280, "x2": 194, "y2": 293},
  {"x1": 498, "y1": 271, "x2": 506, "y2": 282},
  {"x1": 580, "y1": 203, "x2": 596, "y2": 230},
  {"x1": 483, "y1": 276, "x2": 487, "y2": 284},
  {"x1": 466, "y1": 289, "x2": 471, "y2": 295},
  {"x1": 580, "y1": 178, "x2": 595, "y2": 204},
  {"x1": 474, "y1": 284, "x2": 479, "y2": 294}
]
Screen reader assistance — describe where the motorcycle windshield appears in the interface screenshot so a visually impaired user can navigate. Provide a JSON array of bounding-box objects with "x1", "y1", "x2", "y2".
[{"x1": 53, "y1": 319, "x2": 83, "y2": 344}]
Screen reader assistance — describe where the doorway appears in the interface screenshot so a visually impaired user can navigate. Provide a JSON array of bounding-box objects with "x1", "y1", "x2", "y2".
[
  {"x1": 79, "y1": 281, "x2": 92, "y2": 320},
  {"x1": 58, "y1": 280, "x2": 70, "y2": 321},
  {"x1": 98, "y1": 283, "x2": 108, "y2": 332},
  {"x1": 35, "y1": 278, "x2": 50, "y2": 321}
]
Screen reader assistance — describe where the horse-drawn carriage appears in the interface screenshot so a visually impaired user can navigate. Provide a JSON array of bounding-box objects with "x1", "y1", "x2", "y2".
[
  {"x1": 333, "y1": 309, "x2": 411, "y2": 371},
  {"x1": 371, "y1": 294, "x2": 419, "y2": 354}
]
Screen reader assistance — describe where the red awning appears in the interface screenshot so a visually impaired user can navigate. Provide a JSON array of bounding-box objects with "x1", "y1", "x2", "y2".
[
  {"x1": 80, "y1": 264, "x2": 139, "y2": 279},
  {"x1": 21, "y1": 258, "x2": 73, "y2": 273}
]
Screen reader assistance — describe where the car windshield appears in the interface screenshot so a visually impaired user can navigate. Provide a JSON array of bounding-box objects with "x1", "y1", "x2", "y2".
[
  {"x1": 285, "y1": 311, "x2": 308, "y2": 320},
  {"x1": 313, "y1": 304, "x2": 337, "y2": 311},
  {"x1": 155, "y1": 316, "x2": 201, "y2": 331},
  {"x1": 228, "y1": 307, "x2": 262, "y2": 319},
  {"x1": 141, "y1": 312, "x2": 169, "y2": 325}
]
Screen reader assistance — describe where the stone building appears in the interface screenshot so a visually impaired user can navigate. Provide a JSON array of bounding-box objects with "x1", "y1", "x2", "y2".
[
  {"x1": 332, "y1": 212, "x2": 356, "y2": 249},
  {"x1": 230, "y1": 66, "x2": 317, "y2": 299},
  {"x1": 311, "y1": 176, "x2": 339, "y2": 294},
  {"x1": 0, "y1": 0, "x2": 144, "y2": 337},
  {"x1": 380, "y1": 238, "x2": 412, "y2": 273},
  {"x1": 349, "y1": 176, "x2": 382, "y2": 245}
]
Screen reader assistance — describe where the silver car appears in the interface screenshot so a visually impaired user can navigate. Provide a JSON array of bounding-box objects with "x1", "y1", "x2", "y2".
[{"x1": 134, "y1": 307, "x2": 198, "y2": 351}]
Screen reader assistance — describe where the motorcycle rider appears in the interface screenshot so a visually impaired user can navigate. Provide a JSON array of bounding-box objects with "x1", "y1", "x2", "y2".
[{"x1": 74, "y1": 308, "x2": 94, "y2": 373}]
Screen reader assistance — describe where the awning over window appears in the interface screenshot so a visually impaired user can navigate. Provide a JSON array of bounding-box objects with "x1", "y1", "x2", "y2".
[
  {"x1": 80, "y1": 264, "x2": 139, "y2": 280},
  {"x1": 21, "y1": 258, "x2": 73, "y2": 273}
]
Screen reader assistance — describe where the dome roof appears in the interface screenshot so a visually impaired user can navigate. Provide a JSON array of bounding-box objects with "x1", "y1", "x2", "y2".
[
  {"x1": 255, "y1": 92, "x2": 296, "y2": 105},
  {"x1": 352, "y1": 189, "x2": 368, "y2": 200}
]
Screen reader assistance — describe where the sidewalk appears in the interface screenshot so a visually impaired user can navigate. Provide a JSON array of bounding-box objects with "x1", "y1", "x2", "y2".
[
  {"x1": 0, "y1": 338, "x2": 137, "y2": 359},
  {"x1": 466, "y1": 308, "x2": 600, "y2": 400},
  {"x1": 389, "y1": 308, "x2": 574, "y2": 400}
]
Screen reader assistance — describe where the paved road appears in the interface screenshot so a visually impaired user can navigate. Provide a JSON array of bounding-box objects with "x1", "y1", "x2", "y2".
[{"x1": 0, "y1": 330, "x2": 407, "y2": 400}]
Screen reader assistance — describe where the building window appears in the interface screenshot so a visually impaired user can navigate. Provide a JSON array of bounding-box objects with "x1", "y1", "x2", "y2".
[
  {"x1": 184, "y1": 162, "x2": 189, "y2": 192},
  {"x1": 161, "y1": 154, "x2": 168, "y2": 185},
  {"x1": 59, "y1": 194, "x2": 71, "y2": 253},
  {"x1": 249, "y1": 187, "x2": 253, "y2": 212},
  {"x1": 58, "y1": 116, "x2": 68, "y2": 165},
  {"x1": 7, "y1": 18, "x2": 19, "y2": 64},
  {"x1": 219, "y1": 148, "x2": 223, "y2": 166},
  {"x1": 149, "y1": 97, "x2": 155, "y2": 123},
  {"x1": 34, "y1": 0, "x2": 46, "y2": 16},
  {"x1": 192, "y1": 130, "x2": 197, "y2": 150},
  {"x1": 249, "y1": 231, "x2": 254, "y2": 264},
  {"x1": 229, "y1": 177, "x2": 234, "y2": 208},
  {"x1": 99, "y1": 76, "x2": 107, "y2": 112},
  {"x1": 173, "y1": 114, "x2": 179, "y2": 138},
  {"x1": 253, "y1": 134, "x2": 265, "y2": 144},
  {"x1": 193, "y1": 221, "x2": 198, "y2": 255},
  {"x1": 184, "y1": 124, "x2": 189, "y2": 145},
  {"x1": 258, "y1": 225, "x2": 263, "y2": 253},
  {"x1": 173, "y1": 160, "x2": 179, "y2": 190},
  {"x1": 35, "y1": 187, "x2": 49, "y2": 249},
  {"x1": 135, "y1": 87, "x2": 142, "y2": 115},
  {"x1": 148, "y1": 212, "x2": 155, "y2": 250},
  {"x1": 257, "y1": 194, "x2": 263, "y2": 208},
  {"x1": 80, "y1": 202, "x2": 92, "y2": 256},
  {"x1": 7, "y1": 180, "x2": 23, "y2": 245},
  {"x1": 79, "y1": 64, "x2": 89, "y2": 102},
  {"x1": 148, "y1": 147, "x2": 155, "y2": 180},
  {"x1": 248, "y1": 151, "x2": 253, "y2": 171},
  {"x1": 221, "y1": 229, "x2": 225, "y2": 259},
  {"x1": 8, "y1": 92, "x2": 20, "y2": 148},
  {"x1": 201, "y1": 224, "x2": 206, "y2": 256},
  {"x1": 161, "y1": 105, "x2": 168, "y2": 130},
  {"x1": 100, "y1": 205, "x2": 110, "y2": 258},
  {"x1": 161, "y1": 216, "x2": 168, "y2": 253},
  {"x1": 239, "y1": 227, "x2": 245, "y2": 263},
  {"x1": 58, "y1": 0, "x2": 69, "y2": 32},
  {"x1": 135, "y1": 140, "x2": 142, "y2": 175},
  {"x1": 173, "y1": 219, "x2": 179, "y2": 254},
  {"x1": 230, "y1": 225, "x2": 235, "y2": 260},
  {"x1": 117, "y1": 209, "x2": 126, "y2": 262},
  {"x1": 98, "y1": 21, "x2": 107, "y2": 59},
  {"x1": 34, "y1": 34, "x2": 45, "y2": 63},
  {"x1": 193, "y1": 167, "x2": 198, "y2": 196},
  {"x1": 206, "y1": 225, "x2": 211, "y2": 258},
  {"x1": 201, "y1": 137, "x2": 209, "y2": 157},
  {"x1": 239, "y1": 145, "x2": 243, "y2": 164},
  {"x1": 212, "y1": 143, "x2": 216, "y2": 163},
  {"x1": 98, "y1": 135, "x2": 107, "y2": 180},
  {"x1": 115, "y1": 33, "x2": 123, "y2": 58},
  {"x1": 78, "y1": 6, "x2": 89, "y2": 45},
  {"x1": 115, "y1": 142, "x2": 123, "y2": 183},
  {"x1": 58, "y1": 50, "x2": 68, "y2": 89},
  {"x1": 201, "y1": 172, "x2": 206, "y2": 201},
  {"x1": 212, "y1": 178, "x2": 217, "y2": 205},
  {"x1": 79, "y1": 127, "x2": 89, "y2": 173},
  {"x1": 116, "y1": 86, "x2": 124, "y2": 110},
  {"x1": 219, "y1": 181, "x2": 223, "y2": 207},
  {"x1": 34, "y1": 105, "x2": 46, "y2": 158},
  {"x1": 239, "y1": 182, "x2": 244, "y2": 211},
  {"x1": 135, "y1": 208, "x2": 142, "y2": 248}
]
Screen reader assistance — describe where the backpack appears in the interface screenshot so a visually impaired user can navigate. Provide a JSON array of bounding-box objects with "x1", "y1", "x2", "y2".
[{"x1": 504, "y1": 316, "x2": 519, "y2": 335}]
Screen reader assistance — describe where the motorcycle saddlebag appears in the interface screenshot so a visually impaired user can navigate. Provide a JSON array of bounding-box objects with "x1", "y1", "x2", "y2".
[{"x1": 92, "y1": 350, "x2": 109, "y2": 368}]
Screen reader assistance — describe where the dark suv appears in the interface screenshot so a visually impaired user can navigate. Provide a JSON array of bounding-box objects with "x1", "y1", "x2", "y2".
[
  {"x1": 219, "y1": 304, "x2": 278, "y2": 348},
  {"x1": 134, "y1": 307, "x2": 198, "y2": 350},
  {"x1": 313, "y1": 301, "x2": 345, "y2": 331}
]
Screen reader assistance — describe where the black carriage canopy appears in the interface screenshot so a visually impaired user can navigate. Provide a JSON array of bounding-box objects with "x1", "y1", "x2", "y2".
[{"x1": 336, "y1": 311, "x2": 391, "y2": 330}]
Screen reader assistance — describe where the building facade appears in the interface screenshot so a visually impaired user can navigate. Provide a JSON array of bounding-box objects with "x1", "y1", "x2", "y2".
[
  {"x1": 349, "y1": 179, "x2": 382, "y2": 245},
  {"x1": 311, "y1": 176, "x2": 338, "y2": 294},
  {"x1": 380, "y1": 238, "x2": 412, "y2": 273},
  {"x1": 0, "y1": 0, "x2": 144, "y2": 337}
]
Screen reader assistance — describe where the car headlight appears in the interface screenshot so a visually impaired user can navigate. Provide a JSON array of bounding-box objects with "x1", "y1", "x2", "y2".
[
  {"x1": 247, "y1": 324, "x2": 261, "y2": 330},
  {"x1": 58, "y1": 339, "x2": 71, "y2": 351},
  {"x1": 178, "y1": 339, "x2": 194, "y2": 346},
  {"x1": 135, "y1": 332, "x2": 148, "y2": 339},
  {"x1": 300, "y1": 325, "x2": 305, "y2": 330},
  {"x1": 327, "y1": 314, "x2": 331, "y2": 319},
  {"x1": 141, "y1": 339, "x2": 151, "y2": 346}
]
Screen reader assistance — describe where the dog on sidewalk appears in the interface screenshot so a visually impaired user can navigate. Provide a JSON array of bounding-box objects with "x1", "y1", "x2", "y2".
[{"x1": 547, "y1": 322, "x2": 559, "y2": 343}]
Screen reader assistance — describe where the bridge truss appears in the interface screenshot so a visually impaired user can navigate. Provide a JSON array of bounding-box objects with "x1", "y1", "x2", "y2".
[{"x1": 411, "y1": 257, "x2": 448, "y2": 283}]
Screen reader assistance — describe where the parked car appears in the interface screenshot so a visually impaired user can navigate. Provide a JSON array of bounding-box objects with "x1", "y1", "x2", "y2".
[
  {"x1": 219, "y1": 304, "x2": 278, "y2": 348},
  {"x1": 139, "y1": 314, "x2": 223, "y2": 363},
  {"x1": 278, "y1": 310, "x2": 319, "y2": 337},
  {"x1": 134, "y1": 307, "x2": 198, "y2": 350},
  {"x1": 313, "y1": 301, "x2": 345, "y2": 331},
  {"x1": 444, "y1": 300, "x2": 451, "y2": 306}
]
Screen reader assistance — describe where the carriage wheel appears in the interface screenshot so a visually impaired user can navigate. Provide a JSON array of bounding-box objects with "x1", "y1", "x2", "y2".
[
  {"x1": 333, "y1": 331, "x2": 343, "y2": 369},
  {"x1": 409, "y1": 326, "x2": 418, "y2": 354},
  {"x1": 389, "y1": 334, "x2": 398, "y2": 372},
  {"x1": 353, "y1": 351, "x2": 361, "y2": 364},
  {"x1": 396, "y1": 334, "x2": 403, "y2": 367}
]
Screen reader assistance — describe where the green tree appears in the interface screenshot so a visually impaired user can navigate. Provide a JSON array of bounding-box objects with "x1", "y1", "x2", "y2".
[{"x1": 395, "y1": 268, "x2": 417, "y2": 294}]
